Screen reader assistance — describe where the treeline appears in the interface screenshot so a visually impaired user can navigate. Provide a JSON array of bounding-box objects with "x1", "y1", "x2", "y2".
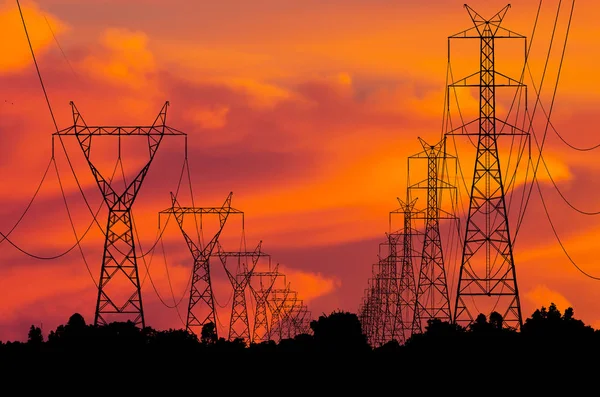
[{"x1": 1, "y1": 303, "x2": 597, "y2": 377}]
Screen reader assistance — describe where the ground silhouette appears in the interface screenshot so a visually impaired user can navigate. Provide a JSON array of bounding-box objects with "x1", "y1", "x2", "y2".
[{"x1": 0, "y1": 303, "x2": 597, "y2": 391}]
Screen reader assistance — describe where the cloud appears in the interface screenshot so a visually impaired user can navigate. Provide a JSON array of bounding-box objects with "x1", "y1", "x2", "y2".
[
  {"x1": 0, "y1": 0, "x2": 67, "y2": 72},
  {"x1": 79, "y1": 28, "x2": 157, "y2": 89},
  {"x1": 524, "y1": 285, "x2": 572, "y2": 314},
  {"x1": 276, "y1": 265, "x2": 341, "y2": 303}
]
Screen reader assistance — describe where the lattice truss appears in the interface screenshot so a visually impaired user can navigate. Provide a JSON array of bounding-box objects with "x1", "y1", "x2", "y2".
[{"x1": 159, "y1": 192, "x2": 312, "y2": 344}]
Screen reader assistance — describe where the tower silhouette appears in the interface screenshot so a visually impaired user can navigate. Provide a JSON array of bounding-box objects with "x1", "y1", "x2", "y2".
[
  {"x1": 215, "y1": 240, "x2": 265, "y2": 342},
  {"x1": 159, "y1": 192, "x2": 243, "y2": 337},
  {"x1": 248, "y1": 266, "x2": 280, "y2": 343},
  {"x1": 448, "y1": 4, "x2": 528, "y2": 330},
  {"x1": 410, "y1": 137, "x2": 456, "y2": 332},
  {"x1": 391, "y1": 198, "x2": 420, "y2": 343},
  {"x1": 375, "y1": 232, "x2": 401, "y2": 346},
  {"x1": 54, "y1": 101, "x2": 185, "y2": 327}
]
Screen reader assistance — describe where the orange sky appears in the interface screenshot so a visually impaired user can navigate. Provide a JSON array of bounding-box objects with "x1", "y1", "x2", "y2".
[{"x1": 1, "y1": 0, "x2": 600, "y2": 342}]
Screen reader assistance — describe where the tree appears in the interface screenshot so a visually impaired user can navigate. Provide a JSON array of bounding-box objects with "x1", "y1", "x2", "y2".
[
  {"x1": 201, "y1": 322, "x2": 218, "y2": 345},
  {"x1": 27, "y1": 325, "x2": 43, "y2": 345},
  {"x1": 310, "y1": 310, "x2": 369, "y2": 352}
]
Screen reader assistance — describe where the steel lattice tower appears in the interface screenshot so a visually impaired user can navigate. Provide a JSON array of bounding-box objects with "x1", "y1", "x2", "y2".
[
  {"x1": 410, "y1": 137, "x2": 456, "y2": 332},
  {"x1": 158, "y1": 192, "x2": 243, "y2": 337},
  {"x1": 278, "y1": 293, "x2": 301, "y2": 339},
  {"x1": 448, "y1": 4, "x2": 528, "y2": 330},
  {"x1": 359, "y1": 198, "x2": 422, "y2": 346},
  {"x1": 54, "y1": 101, "x2": 185, "y2": 327},
  {"x1": 392, "y1": 198, "x2": 420, "y2": 343},
  {"x1": 269, "y1": 285, "x2": 294, "y2": 341},
  {"x1": 375, "y1": 233, "x2": 401, "y2": 346},
  {"x1": 216, "y1": 240, "x2": 265, "y2": 342},
  {"x1": 248, "y1": 266, "x2": 280, "y2": 343},
  {"x1": 359, "y1": 274, "x2": 381, "y2": 345}
]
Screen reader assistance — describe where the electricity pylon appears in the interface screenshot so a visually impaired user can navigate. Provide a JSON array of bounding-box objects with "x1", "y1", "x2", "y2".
[
  {"x1": 248, "y1": 264, "x2": 280, "y2": 343},
  {"x1": 374, "y1": 233, "x2": 401, "y2": 346},
  {"x1": 394, "y1": 198, "x2": 421, "y2": 343},
  {"x1": 409, "y1": 137, "x2": 456, "y2": 332},
  {"x1": 447, "y1": 4, "x2": 528, "y2": 330},
  {"x1": 158, "y1": 191, "x2": 243, "y2": 338},
  {"x1": 268, "y1": 284, "x2": 293, "y2": 342},
  {"x1": 54, "y1": 101, "x2": 185, "y2": 327},
  {"x1": 359, "y1": 272, "x2": 381, "y2": 346},
  {"x1": 215, "y1": 240, "x2": 265, "y2": 343}
]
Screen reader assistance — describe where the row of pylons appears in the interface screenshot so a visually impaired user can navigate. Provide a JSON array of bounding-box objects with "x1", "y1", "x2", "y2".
[
  {"x1": 54, "y1": 99, "x2": 312, "y2": 345},
  {"x1": 359, "y1": 3, "x2": 526, "y2": 347}
]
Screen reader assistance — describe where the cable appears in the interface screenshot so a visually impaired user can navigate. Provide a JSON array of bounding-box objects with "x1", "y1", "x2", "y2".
[
  {"x1": 54, "y1": 158, "x2": 98, "y2": 286},
  {"x1": 0, "y1": 148, "x2": 126, "y2": 260},
  {"x1": 16, "y1": 0, "x2": 98, "y2": 287},
  {"x1": 515, "y1": 0, "x2": 574, "y2": 238},
  {"x1": 17, "y1": 0, "x2": 57, "y2": 132},
  {"x1": 535, "y1": 178, "x2": 600, "y2": 280},
  {"x1": 44, "y1": 15, "x2": 79, "y2": 80},
  {"x1": 0, "y1": 157, "x2": 54, "y2": 244},
  {"x1": 0, "y1": 159, "x2": 103, "y2": 260}
]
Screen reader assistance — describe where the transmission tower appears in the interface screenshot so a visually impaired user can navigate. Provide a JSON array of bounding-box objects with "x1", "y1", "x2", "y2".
[
  {"x1": 286, "y1": 300, "x2": 308, "y2": 336},
  {"x1": 359, "y1": 198, "x2": 422, "y2": 346},
  {"x1": 269, "y1": 285, "x2": 294, "y2": 342},
  {"x1": 158, "y1": 192, "x2": 243, "y2": 338},
  {"x1": 296, "y1": 305, "x2": 312, "y2": 335},
  {"x1": 359, "y1": 283, "x2": 379, "y2": 346},
  {"x1": 447, "y1": 4, "x2": 528, "y2": 330},
  {"x1": 54, "y1": 101, "x2": 185, "y2": 327},
  {"x1": 215, "y1": 240, "x2": 265, "y2": 343},
  {"x1": 379, "y1": 232, "x2": 402, "y2": 345},
  {"x1": 409, "y1": 137, "x2": 456, "y2": 332},
  {"x1": 278, "y1": 292, "x2": 301, "y2": 339},
  {"x1": 390, "y1": 198, "x2": 421, "y2": 343},
  {"x1": 248, "y1": 264, "x2": 280, "y2": 343},
  {"x1": 358, "y1": 257, "x2": 383, "y2": 346}
]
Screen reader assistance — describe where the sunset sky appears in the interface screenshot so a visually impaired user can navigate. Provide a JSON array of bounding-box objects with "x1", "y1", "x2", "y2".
[{"x1": 1, "y1": 0, "x2": 599, "y2": 342}]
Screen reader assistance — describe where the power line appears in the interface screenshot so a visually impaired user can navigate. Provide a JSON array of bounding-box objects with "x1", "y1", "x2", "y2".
[
  {"x1": 515, "y1": 0, "x2": 573, "y2": 239},
  {"x1": 17, "y1": 0, "x2": 57, "y2": 132},
  {"x1": 44, "y1": 15, "x2": 79, "y2": 80},
  {"x1": 535, "y1": 178, "x2": 600, "y2": 280}
]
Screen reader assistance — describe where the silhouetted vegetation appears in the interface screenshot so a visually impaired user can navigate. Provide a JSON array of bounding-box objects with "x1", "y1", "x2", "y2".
[{"x1": 2, "y1": 303, "x2": 598, "y2": 384}]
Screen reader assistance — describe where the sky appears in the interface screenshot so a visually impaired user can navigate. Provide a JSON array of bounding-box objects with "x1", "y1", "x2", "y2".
[{"x1": 1, "y1": 0, "x2": 599, "y2": 342}]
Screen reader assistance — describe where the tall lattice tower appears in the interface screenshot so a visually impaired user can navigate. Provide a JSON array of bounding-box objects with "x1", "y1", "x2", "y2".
[
  {"x1": 373, "y1": 232, "x2": 401, "y2": 346},
  {"x1": 248, "y1": 265, "x2": 280, "y2": 343},
  {"x1": 54, "y1": 101, "x2": 185, "y2": 327},
  {"x1": 215, "y1": 240, "x2": 265, "y2": 342},
  {"x1": 158, "y1": 192, "x2": 243, "y2": 338},
  {"x1": 410, "y1": 137, "x2": 456, "y2": 332},
  {"x1": 390, "y1": 198, "x2": 420, "y2": 343},
  {"x1": 448, "y1": 4, "x2": 528, "y2": 330}
]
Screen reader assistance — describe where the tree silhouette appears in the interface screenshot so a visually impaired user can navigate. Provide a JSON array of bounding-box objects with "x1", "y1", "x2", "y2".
[
  {"x1": 310, "y1": 310, "x2": 369, "y2": 352},
  {"x1": 201, "y1": 322, "x2": 218, "y2": 345},
  {"x1": 27, "y1": 325, "x2": 43, "y2": 345}
]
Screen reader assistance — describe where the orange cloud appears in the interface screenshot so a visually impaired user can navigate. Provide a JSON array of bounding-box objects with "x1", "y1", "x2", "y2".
[
  {"x1": 80, "y1": 27, "x2": 157, "y2": 89},
  {"x1": 187, "y1": 105, "x2": 230, "y2": 129},
  {"x1": 277, "y1": 265, "x2": 340, "y2": 303},
  {"x1": 524, "y1": 285, "x2": 572, "y2": 314},
  {"x1": 0, "y1": 0, "x2": 67, "y2": 72}
]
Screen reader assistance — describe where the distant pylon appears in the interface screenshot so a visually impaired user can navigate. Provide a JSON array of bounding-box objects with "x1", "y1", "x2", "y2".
[
  {"x1": 248, "y1": 265, "x2": 280, "y2": 343},
  {"x1": 216, "y1": 240, "x2": 265, "y2": 343},
  {"x1": 269, "y1": 285, "x2": 294, "y2": 341},
  {"x1": 158, "y1": 192, "x2": 243, "y2": 338},
  {"x1": 392, "y1": 197, "x2": 420, "y2": 343},
  {"x1": 409, "y1": 137, "x2": 456, "y2": 332},
  {"x1": 375, "y1": 233, "x2": 401, "y2": 346},
  {"x1": 54, "y1": 101, "x2": 185, "y2": 327},
  {"x1": 447, "y1": 4, "x2": 528, "y2": 330},
  {"x1": 359, "y1": 273, "x2": 381, "y2": 346}
]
